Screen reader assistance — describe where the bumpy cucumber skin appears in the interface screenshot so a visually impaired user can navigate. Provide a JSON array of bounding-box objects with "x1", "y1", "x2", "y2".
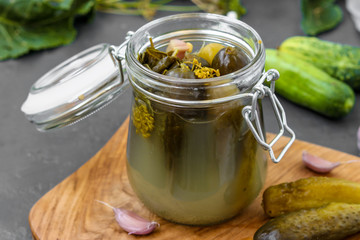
[
  {"x1": 254, "y1": 202, "x2": 360, "y2": 240},
  {"x1": 265, "y1": 49, "x2": 355, "y2": 118},
  {"x1": 279, "y1": 36, "x2": 360, "y2": 90},
  {"x1": 262, "y1": 177, "x2": 360, "y2": 217}
]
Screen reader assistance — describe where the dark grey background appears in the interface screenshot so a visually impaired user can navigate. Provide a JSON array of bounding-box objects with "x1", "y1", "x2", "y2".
[{"x1": 0, "y1": 0, "x2": 359, "y2": 239}]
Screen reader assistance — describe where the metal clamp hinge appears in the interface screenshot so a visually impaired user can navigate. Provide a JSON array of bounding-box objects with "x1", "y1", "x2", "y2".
[
  {"x1": 108, "y1": 31, "x2": 135, "y2": 85},
  {"x1": 242, "y1": 69, "x2": 295, "y2": 163}
]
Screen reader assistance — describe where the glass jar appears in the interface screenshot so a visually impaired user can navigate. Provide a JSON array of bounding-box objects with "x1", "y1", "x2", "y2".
[
  {"x1": 21, "y1": 13, "x2": 295, "y2": 226},
  {"x1": 123, "y1": 13, "x2": 294, "y2": 225}
]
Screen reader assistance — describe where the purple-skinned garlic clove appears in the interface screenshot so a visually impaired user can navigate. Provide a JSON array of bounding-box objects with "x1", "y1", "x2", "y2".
[
  {"x1": 302, "y1": 151, "x2": 360, "y2": 173},
  {"x1": 166, "y1": 39, "x2": 192, "y2": 59},
  {"x1": 302, "y1": 151, "x2": 340, "y2": 173},
  {"x1": 96, "y1": 200, "x2": 159, "y2": 235},
  {"x1": 113, "y1": 208, "x2": 159, "y2": 235}
]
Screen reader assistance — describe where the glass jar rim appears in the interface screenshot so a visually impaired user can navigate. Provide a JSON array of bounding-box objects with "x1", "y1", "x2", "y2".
[{"x1": 126, "y1": 12, "x2": 265, "y2": 86}]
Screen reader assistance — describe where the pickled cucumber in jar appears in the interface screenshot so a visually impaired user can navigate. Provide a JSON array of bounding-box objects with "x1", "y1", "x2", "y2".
[
  {"x1": 137, "y1": 38, "x2": 250, "y2": 80},
  {"x1": 127, "y1": 38, "x2": 263, "y2": 225}
]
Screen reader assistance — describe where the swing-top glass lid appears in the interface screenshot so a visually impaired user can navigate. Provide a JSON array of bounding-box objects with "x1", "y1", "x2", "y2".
[{"x1": 21, "y1": 43, "x2": 125, "y2": 131}]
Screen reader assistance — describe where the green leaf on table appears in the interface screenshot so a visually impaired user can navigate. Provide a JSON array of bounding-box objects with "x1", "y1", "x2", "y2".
[
  {"x1": 0, "y1": 0, "x2": 95, "y2": 61},
  {"x1": 191, "y1": 0, "x2": 246, "y2": 17},
  {"x1": 219, "y1": 0, "x2": 246, "y2": 16},
  {"x1": 301, "y1": 0, "x2": 343, "y2": 36}
]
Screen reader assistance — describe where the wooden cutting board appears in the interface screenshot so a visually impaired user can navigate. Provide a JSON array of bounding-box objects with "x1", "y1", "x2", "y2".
[{"x1": 29, "y1": 118, "x2": 360, "y2": 240}]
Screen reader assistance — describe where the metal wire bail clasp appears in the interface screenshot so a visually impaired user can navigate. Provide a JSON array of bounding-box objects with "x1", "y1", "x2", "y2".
[
  {"x1": 108, "y1": 31, "x2": 135, "y2": 85},
  {"x1": 242, "y1": 69, "x2": 296, "y2": 163}
]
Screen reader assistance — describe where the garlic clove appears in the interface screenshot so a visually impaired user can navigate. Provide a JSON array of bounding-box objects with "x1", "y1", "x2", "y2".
[
  {"x1": 166, "y1": 39, "x2": 191, "y2": 59},
  {"x1": 113, "y1": 208, "x2": 159, "y2": 235},
  {"x1": 96, "y1": 200, "x2": 159, "y2": 235},
  {"x1": 302, "y1": 151, "x2": 340, "y2": 173},
  {"x1": 346, "y1": 0, "x2": 360, "y2": 32}
]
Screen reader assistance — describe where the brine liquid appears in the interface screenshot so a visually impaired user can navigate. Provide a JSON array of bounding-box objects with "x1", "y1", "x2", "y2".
[{"x1": 126, "y1": 95, "x2": 267, "y2": 225}]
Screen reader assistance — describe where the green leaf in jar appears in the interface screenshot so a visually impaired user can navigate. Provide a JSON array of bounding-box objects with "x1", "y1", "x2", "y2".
[{"x1": 138, "y1": 40, "x2": 168, "y2": 69}]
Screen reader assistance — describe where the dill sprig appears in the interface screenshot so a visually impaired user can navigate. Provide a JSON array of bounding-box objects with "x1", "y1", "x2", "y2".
[{"x1": 132, "y1": 99, "x2": 155, "y2": 138}]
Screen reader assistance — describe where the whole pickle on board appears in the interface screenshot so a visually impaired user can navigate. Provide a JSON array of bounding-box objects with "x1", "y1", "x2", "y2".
[
  {"x1": 262, "y1": 176, "x2": 360, "y2": 217},
  {"x1": 254, "y1": 202, "x2": 360, "y2": 240}
]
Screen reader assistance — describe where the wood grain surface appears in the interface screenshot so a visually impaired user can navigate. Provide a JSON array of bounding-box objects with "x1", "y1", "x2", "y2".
[{"x1": 29, "y1": 118, "x2": 360, "y2": 240}]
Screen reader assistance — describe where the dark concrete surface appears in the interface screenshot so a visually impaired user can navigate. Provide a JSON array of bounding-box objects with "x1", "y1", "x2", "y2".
[{"x1": 0, "y1": 1, "x2": 359, "y2": 239}]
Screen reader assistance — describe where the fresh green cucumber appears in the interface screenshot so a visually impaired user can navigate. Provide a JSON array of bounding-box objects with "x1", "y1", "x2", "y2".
[
  {"x1": 279, "y1": 36, "x2": 360, "y2": 90},
  {"x1": 265, "y1": 49, "x2": 355, "y2": 118}
]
